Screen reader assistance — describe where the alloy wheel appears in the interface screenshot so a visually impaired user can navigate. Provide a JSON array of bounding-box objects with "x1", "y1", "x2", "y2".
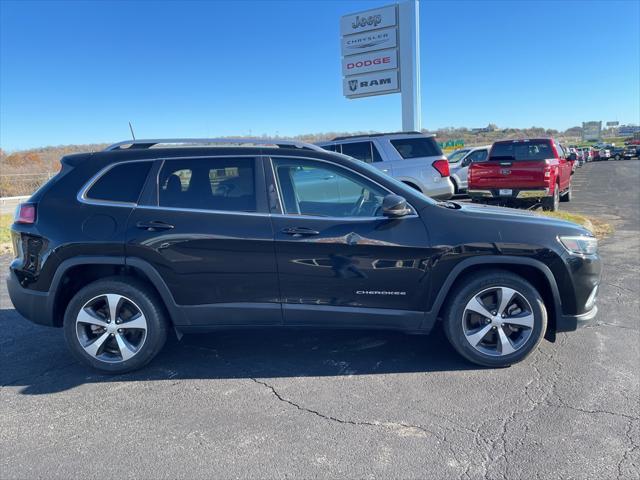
[
  {"x1": 75, "y1": 294, "x2": 148, "y2": 363},
  {"x1": 461, "y1": 286, "x2": 535, "y2": 356}
]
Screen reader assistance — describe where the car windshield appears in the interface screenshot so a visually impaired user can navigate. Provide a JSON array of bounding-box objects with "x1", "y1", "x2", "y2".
[
  {"x1": 447, "y1": 149, "x2": 469, "y2": 163},
  {"x1": 489, "y1": 140, "x2": 553, "y2": 161},
  {"x1": 390, "y1": 137, "x2": 443, "y2": 159}
]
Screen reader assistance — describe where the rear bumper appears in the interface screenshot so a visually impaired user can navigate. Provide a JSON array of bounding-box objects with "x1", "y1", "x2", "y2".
[
  {"x1": 469, "y1": 188, "x2": 550, "y2": 200},
  {"x1": 426, "y1": 181, "x2": 454, "y2": 200},
  {"x1": 557, "y1": 305, "x2": 598, "y2": 332},
  {"x1": 6, "y1": 270, "x2": 54, "y2": 327}
]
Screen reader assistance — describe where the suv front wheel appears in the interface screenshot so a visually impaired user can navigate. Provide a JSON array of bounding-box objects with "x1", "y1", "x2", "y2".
[
  {"x1": 63, "y1": 277, "x2": 169, "y2": 373},
  {"x1": 443, "y1": 270, "x2": 547, "y2": 367}
]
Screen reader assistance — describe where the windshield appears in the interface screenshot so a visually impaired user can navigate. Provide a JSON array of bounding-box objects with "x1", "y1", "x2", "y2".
[
  {"x1": 390, "y1": 137, "x2": 443, "y2": 159},
  {"x1": 447, "y1": 149, "x2": 469, "y2": 163},
  {"x1": 489, "y1": 140, "x2": 553, "y2": 161}
]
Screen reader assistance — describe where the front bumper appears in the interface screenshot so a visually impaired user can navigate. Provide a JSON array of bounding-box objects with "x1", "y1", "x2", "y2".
[
  {"x1": 557, "y1": 305, "x2": 598, "y2": 332},
  {"x1": 6, "y1": 270, "x2": 54, "y2": 327}
]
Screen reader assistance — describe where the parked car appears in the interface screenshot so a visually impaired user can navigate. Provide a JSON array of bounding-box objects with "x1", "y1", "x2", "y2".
[
  {"x1": 598, "y1": 148, "x2": 611, "y2": 160},
  {"x1": 317, "y1": 132, "x2": 454, "y2": 200},
  {"x1": 568, "y1": 147, "x2": 583, "y2": 167},
  {"x1": 579, "y1": 147, "x2": 593, "y2": 162},
  {"x1": 468, "y1": 138, "x2": 574, "y2": 211},
  {"x1": 610, "y1": 147, "x2": 625, "y2": 161},
  {"x1": 623, "y1": 145, "x2": 639, "y2": 160},
  {"x1": 6, "y1": 138, "x2": 601, "y2": 372},
  {"x1": 446, "y1": 145, "x2": 490, "y2": 194}
]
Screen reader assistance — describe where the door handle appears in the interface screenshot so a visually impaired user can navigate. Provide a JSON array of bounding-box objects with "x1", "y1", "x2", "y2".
[
  {"x1": 281, "y1": 227, "x2": 320, "y2": 237},
  {"x1": 136, "y1": 221, "x2": 175, "y2": 232}
]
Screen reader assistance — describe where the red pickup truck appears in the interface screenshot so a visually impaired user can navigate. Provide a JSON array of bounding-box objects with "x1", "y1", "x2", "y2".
[{"x1": 468, "y1": 138, "x2": 573, "y2": 211}]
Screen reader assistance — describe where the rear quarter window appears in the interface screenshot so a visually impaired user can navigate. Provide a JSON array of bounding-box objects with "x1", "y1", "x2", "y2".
[
  {"x1": 86, "y1": 162, "x2": 152, "y2": 204},
  {"x1": 390, "y1": 137, "x2": 442, "y2": 159}
]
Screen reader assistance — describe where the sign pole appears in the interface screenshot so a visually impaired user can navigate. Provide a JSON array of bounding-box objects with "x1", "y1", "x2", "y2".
[{"x1": 398, "y1": 0, "x2": 421, "y2": 132}]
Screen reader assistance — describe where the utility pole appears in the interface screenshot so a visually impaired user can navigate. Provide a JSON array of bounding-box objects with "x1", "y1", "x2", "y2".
[{"x1": 398, "y1": 0, "x2": 421, "y2": 131}]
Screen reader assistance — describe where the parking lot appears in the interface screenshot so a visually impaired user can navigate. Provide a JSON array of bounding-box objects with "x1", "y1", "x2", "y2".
[{"x1": 1, "y1": 160, "x2": 638, "y2": 479}]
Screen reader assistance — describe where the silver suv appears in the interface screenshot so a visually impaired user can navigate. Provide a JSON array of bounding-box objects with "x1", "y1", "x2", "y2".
[
  {"x1": 317, "y1": 132, "x2": 454, "y2": 199},
  {"x1": 446, "y1": 145, "x2": 490, "y2": 194}
]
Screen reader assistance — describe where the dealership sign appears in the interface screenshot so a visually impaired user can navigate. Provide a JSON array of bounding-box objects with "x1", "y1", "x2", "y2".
[
  {"x1": 343, "y1": 70, "x2": 399, "y2": 97},
  {"x1": 340, "y1": 5, "x2": 397, "y2": 35},
  {"x1": 341, "y1": 27, "x2": 397, "y2": 56},
  {"x1": 342, "y1": 48, "x2": 397, "y2": 76},
  {"x1": 341, "y1": 5, "x2": 400, "y2": 99}
]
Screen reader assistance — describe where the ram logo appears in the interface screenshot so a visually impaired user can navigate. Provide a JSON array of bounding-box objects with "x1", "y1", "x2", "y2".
[{"x1": 349, "y1": 80, "x2": 358, "y2": 92}]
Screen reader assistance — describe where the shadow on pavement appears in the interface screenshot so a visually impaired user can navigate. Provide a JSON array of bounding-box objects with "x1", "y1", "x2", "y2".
[{"x1": 1, "y1": 307, "x2": 482, "y2": 395}]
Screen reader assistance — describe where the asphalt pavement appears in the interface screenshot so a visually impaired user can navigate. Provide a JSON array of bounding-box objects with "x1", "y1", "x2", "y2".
[{"x1": 1, "y1": 160, "x2": 638, "y2": 479}]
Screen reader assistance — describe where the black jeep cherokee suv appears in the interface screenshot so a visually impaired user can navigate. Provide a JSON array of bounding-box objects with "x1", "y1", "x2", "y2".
[{"x1": 7, "y1": 139, "x2": 601, "y2": 373}]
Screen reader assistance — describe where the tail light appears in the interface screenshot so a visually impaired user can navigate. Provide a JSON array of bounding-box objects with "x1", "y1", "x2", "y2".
[
  {"x1": 432, "y1": 159, "x2": 450, "y2": 177},
  {"x1": 15, "y1": 203, "x2": 37, "y2": 224}
]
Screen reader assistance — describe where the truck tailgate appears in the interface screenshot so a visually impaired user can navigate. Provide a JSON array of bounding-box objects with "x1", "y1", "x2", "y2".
[{"x1": 470, "y1": 160, "x2": 547, "y2": 189}]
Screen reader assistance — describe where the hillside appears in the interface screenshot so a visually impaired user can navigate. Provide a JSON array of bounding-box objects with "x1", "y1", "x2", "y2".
[{"x1": 0, "y1": 125, "x2": 626, "y2": 197}]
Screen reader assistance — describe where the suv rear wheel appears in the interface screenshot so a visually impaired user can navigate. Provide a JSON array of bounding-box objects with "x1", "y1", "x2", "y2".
[
  {"x1": 63, "y1": 277, "x2": 168, "y2": 373},
  {"x1": 443, "y1": 270, "x2": 547, "y2": 367}
]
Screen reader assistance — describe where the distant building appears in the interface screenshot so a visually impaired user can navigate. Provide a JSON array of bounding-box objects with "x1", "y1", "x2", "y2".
[{"x1": 618, "y1": 125, "x2": 640, "y2": 136}]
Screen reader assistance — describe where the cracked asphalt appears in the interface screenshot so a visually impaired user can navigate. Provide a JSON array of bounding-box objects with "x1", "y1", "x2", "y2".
[{"x1": 1, "y1": 160, "x2": 638, "y2": 479}]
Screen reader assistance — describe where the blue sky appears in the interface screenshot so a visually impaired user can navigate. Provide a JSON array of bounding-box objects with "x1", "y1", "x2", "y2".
[{"x1": 1, "y1": 0, "x2": 638, "y2": 151}]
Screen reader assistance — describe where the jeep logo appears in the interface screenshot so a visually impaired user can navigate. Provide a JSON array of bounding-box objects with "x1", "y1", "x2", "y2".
[{"x1": 352, "y1": 14, "x2": 382, "y2": 29}]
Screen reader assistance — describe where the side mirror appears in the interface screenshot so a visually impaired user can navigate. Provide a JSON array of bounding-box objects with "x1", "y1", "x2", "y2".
[
  {"x1": 382, "y1": 194, "x2": 411, "y2": 218},
  {"x1": 568, "y1": 153, "x2": 577, "y2": 161},
  {"x1": 462, "y1": 157, "x2": 472, "y2": 167}
]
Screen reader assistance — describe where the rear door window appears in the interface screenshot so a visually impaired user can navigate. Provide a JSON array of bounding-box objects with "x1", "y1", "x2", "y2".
[
  {"x1": 489, "y1": 141, "x2": 554, "y2": 161},
  {"x1": 86, "y1": 161, "x2": 152, "y2": 204},
  {"x1": 341, "y1": 142, "x2": 374, "y2": 163},
  {"x1": 390, "y1": 137, "x2": 442, "y2": 159},
  {"x1": 158, "y1": 157, "x2": 257, "y2": 212}
]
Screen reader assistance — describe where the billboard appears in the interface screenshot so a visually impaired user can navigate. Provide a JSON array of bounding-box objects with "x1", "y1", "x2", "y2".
[{"x1": 582, "y1": 121, "x2": 602, "y2": 141}]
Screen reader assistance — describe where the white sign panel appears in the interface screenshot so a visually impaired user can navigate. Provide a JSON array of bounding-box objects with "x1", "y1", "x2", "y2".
[
  {"x1": 343, "y1": 70, "x2": 399, "y2": 98},
  {"x1": 341, "y1": 26, "x2": 397, "y2": 56},
  {"x1": 340, "y1": 5, "x2": 397, "y2": 36},
  {"x1": 342, "y1": 48, "x2": 397, "y2": 77}
]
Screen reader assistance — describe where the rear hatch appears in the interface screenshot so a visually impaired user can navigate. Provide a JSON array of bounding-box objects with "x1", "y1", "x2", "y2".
[{"x1": 470, "y1": 139, "x2": 553, "y2": 189}]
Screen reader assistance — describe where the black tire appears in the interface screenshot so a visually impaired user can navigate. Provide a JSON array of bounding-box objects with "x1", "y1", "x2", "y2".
[
  {"x1": 450, "y1": 178, "x2": 459, "y2": 195},
  {"x1": 560, "y1": 183, "x2": 572, "y2": 202},
  {"x1": 442, "y1": 270, "x2": 547, "y2": 367},
  {"x1": 63, "y1": 277, "x2": 169, "y2": 373},
  {"x1": 542, "y1": 184, "x2": 560, "y2": 211}
]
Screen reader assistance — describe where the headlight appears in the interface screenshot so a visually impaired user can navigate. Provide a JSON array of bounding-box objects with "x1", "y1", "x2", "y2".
[{"x1": 558, "y1": 235, "x2": 598, "y2": 255}]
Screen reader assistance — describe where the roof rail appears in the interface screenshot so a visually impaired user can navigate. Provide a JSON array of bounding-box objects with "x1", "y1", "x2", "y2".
[
  {"x1": 103, "y1": 138, "x2": 325, "y2": 152},
  {"x1": 331, "y1": 131, "x2": 424, "y2": 141}
]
